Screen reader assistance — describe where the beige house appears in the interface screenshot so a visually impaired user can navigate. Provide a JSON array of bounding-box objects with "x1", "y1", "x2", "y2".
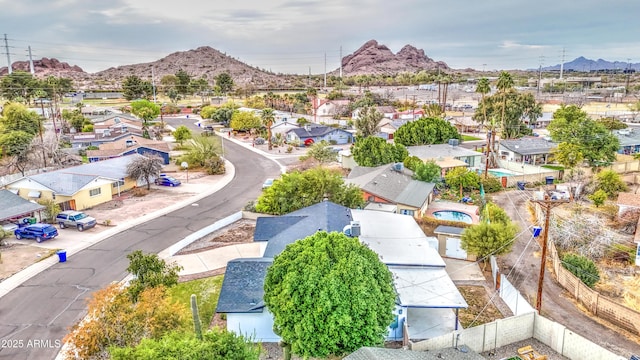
[{"x1": 5, "y1": 155, "x2": 142, "y2": 211}]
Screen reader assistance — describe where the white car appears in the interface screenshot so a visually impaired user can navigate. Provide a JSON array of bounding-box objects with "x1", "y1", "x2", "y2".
[{"x1": 262, "y1": 178, "x2": 274, "y2": 189}]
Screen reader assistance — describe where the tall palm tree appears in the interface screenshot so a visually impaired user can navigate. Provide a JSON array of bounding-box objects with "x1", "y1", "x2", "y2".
[
  {"x1": 261, "y1": 108, "x2": 276, "y2": 150},
  {"x1": 476, "y1": 77, "x2": 492, "y2": 176},
  {"x1": 496, "y1": 71, "x2": 514, "y2": 138}
]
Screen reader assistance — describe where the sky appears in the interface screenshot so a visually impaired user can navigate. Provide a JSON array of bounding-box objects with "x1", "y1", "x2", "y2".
[{"x1": 1, "y1": 0, "x2": 640, "y2": 75}]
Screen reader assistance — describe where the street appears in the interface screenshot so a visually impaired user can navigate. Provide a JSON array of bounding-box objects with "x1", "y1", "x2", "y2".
[{"x1": 0, "y1": 138, "x2": 281, "y2": 360}]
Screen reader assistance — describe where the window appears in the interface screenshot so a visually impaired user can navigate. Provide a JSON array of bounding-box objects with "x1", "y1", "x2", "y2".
[
  {"x1": 89, "y1": 188, "x2": 101, "y2": 197},
  {"x1": 112, "y1": 179, "x2": 125, "y2": 188},
  {"x1": 400, "y1": 209, "x2": 414, "y2": 216}
]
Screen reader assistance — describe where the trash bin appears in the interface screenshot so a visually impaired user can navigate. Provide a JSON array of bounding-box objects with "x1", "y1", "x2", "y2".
[
  {"x1": 56, "y1": 250, "x2": 67, "y2": 263},
  {"x1": 545, "y1": 176, "x2": 554, "y2": 185},
  {"x1": 532, "y1": 226, "x2": 542, "y2": 238},
  {"x1": 517, "y1": 181, "x2": 526, "y2": 190}
]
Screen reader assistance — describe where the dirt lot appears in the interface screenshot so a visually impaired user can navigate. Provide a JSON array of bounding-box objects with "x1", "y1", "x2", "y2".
[{"x1": 0, "y1": 243, "x2": 57, "y2": 281}]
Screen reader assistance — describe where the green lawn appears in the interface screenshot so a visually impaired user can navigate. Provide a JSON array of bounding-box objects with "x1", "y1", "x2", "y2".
[
  {"x1": 168, "y1": 275, "x2": 224, "y2": 328},
  {"x1": 461, "y1": 135, "x2": 482, "y2": 141}
]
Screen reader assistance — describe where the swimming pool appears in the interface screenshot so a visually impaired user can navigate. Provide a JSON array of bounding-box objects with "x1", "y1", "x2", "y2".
[
  {"x1": 431, "y1": 210, "x2": 473, "y2": 224},
  {"x1": 488, "y1": 169, "x2": 516, "y2": 177}
]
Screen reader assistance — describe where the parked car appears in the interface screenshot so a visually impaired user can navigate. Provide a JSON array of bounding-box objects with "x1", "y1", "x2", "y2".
[
  {"x1": 262, "y1": 178, "x2": 274, "y2": 189},
  {"x1": 155, "y1": 174, "x2": 181, "y2": 187},
  {"x1": 56, "y1": 210, "x2": 97, "y2": 231},
  {"x1": 14, "y1": 223, "x2": 58, "y2": 243}
]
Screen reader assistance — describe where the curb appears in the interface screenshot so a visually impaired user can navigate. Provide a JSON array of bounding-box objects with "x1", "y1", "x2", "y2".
[
  {"x1": 0, "y1": 160, "x2": 236, "y2": 300},
  {"x1": 215, "y1": 131, "x2": 287, "y2": 174}
]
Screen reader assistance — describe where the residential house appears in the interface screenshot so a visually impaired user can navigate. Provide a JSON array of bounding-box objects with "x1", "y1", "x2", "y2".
[
  {"x1": 86, "y1": 135, "x2": 171, "y2": 164},
  {"x1": 407, "y1": 144, "x2": 482, "y2": 173},
  {"x1": 346, "y1": 164, "x2": 435, "y2": 218},
  {"x1": 69, "y1": 114, "x2": 143, "y2": 149},
  {"x1": 498, "y1": 137, "x2": 557, "y2": 164},
  {"x1": 314, "y1": 99, "x2": 350, "y2": 119},
  {"x1": 450, "y1": 115, "x2": 481, "y2": 133},
  {"x1": 396, "y1": 109, "x2": 424, "y2": 120},
  {"x1": 616, "y1": 128, "x2": 640, "y2": 155},
  {"x1": 286, "y1": 124, "x2": 353, "y2": 145},
  {"x1": 216, "y1": 202, "x2": 467, "y2": 343},
  {"x1": 5, "y1": 155, "x2": 143, "y2": 211},
  {"x1": 351, "y1": 106, "x2": 397, "y2": 120},
  {"x1": 0, "y1": 189, "x2": 46, "y2": 224}
]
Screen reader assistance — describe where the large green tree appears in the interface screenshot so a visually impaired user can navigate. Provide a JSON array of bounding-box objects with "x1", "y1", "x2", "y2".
[
  {"x1": 175, "y1": 69, "x2": 192, "y2": 96},
  {"x1": 0, "y1": 131, "x2": 33, "y2": 175},
  {"x1": 473, "y1": 91, "x2": 541, "y2": 139},
  {"x1": 229, "y1": 111, "x2": 261, "y2": 132},
  {"x1": 0, "y1": 71, "x2": 38, "y2": 102},
  {"x1": 394, "y1": 117, "x2": 461, "y2": 146},
  {"x1": 0, "y1": 102, "x2": 41, "y2": 135},
  {"x1": 475, "y1": 77, "x2": 491, "y2": 125},
  {"x1": 594, "y1": 169, "x2": 628, "y2": 198},
  {"x1": 130, "y1": 99, "x2": 161, "y2": 138},
  {"x1": 352, "y1": 136, "x2": 408, "y2": 167},
  {"x1": 444, "y1": 167, "x2": 481, "y2": 198},
  {"x1": 215, "y1": 72, "x2": 234, "y2": 94},
  {"x1": 261, "y1": 108, "x2": 276, "y2": 150},
  {"x1": 255, "y1": 167, "x2": 364, "y2": 215},
  {"x1": 461, "y1": 221, "x2": 518, "y2": 267},
  {"x1": 547, "y1": 105, "x2": 619, "y2": 167},
  {"x1": 264, "y1": 231, "x2": 395, "y2": 358},
  {"x1": 122, "y1": 75, "x2": 153, "y2": 100},
  {"x1": 354, "y1": 106, "x2": 383, "y2": 137},
  {"x1": 414, "y1": 160, "x2": 441, "y2": 182}
]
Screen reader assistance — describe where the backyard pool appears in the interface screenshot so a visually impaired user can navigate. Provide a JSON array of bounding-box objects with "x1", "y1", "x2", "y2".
[
  {"x1": 431, "y1": 210, "x2": 473, "y2": 224},
  {"x1": 488, "y1": 169, "x2": 517, "y2": 177}
]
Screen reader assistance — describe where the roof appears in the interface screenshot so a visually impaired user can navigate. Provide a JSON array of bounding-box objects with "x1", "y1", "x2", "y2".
[
  {"x1": 346, "y1": 165, "x2": 434, "y2": 208},
  {"x1": 499, "y1": 137, "x2": 558, "y2": 155},
  {"x1": 215, "y1": 258, "x2": 273, "y2": 313},
  {"x1": 344, "y1": 347, "x2": 483, "y2": 360},
  {"x1": 253, "y1": 216, "x2": 306, "y2": 241},
  {"x1": 407, "y1": 144, "x2": 480, "y2": 160},
  {"x1": 617, "y1": 192, "x2": 640, "y2": 208},
  {"x1": 616, "y1": 130, "x2": 640, "y2": 147},
  {"x1": 9, "y1": 155, "x2": 144, "y2": 195},
  {"x1": 262, "y1": 201, "x2": 353, "y2": 257},
  {"x1": 351, "y1": 210, "x2": 444, "y2": 267},
  {"x1": 0, "y1": 190, "x2": 45, "y2": 221},
  {"x1": 390, "y1": 266, "x2": 468, "y2": 308},
  {"x1": 287, "y1": 125, "x2": 351, "y2": 139},
  {"x1": 434, "y1": 225, "x2": 465, "y2": 236}
]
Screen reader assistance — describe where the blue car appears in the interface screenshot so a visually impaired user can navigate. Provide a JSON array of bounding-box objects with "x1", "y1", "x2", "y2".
[
  {"x1": 14, "y1": 223, "x2": 59, "y2": 243},
  {"x1": 155, "y1": 174, "x2": 181, "y2": 187}
]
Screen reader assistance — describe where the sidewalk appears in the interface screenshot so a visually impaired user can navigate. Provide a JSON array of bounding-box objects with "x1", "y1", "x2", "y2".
[{"x1": 0, "y1": 160, "x2": 236, "y2": 299}]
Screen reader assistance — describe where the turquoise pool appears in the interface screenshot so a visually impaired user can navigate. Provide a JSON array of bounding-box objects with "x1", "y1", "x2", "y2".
[
  {"x1": 432, "y1": 210, "x2": 473, "y2": 224},
  {"x1": 488, "y1": 169, "x2": 516, "y2": 177}
]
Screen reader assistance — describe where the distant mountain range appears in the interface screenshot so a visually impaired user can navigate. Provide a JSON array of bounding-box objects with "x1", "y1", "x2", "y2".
[{"x1": 539, "y1": 56, "x2": 639, "y2": 72}]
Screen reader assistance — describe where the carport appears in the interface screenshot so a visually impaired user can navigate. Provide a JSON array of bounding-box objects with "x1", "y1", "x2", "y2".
[{"x1": 0, "y1": 190, "x2": 46, "y2": 225}]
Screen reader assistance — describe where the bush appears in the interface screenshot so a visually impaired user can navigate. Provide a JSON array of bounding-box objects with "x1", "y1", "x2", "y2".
[
  {"x1": 589, "y1": 189, "x2": 607, "y2": 207},
  {"x1": 481, "y1": 175, "x2": 503, "y2": 193},
  {"x1": 561, "y1": 253, "x2": 600, "y2": 288},
  {"x1": 254, "y1": 137, "x2": 265, "y2": 145}
]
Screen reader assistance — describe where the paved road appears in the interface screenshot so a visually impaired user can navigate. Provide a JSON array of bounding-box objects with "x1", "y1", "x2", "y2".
[
  {"x1": 493, "y1": 190, "x2": 640, "y2": 358},
  {"x1": 0, "y1": 139, "x2": 281, "y2": 360}
]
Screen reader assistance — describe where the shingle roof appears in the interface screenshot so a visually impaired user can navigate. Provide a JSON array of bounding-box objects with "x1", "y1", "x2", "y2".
[
  {"x1": 287, "y1": 125, "x2": 350, "y2": 139},
  {"x1": 0, "y1": 189, "x2": 45, "y2": 221},
  {"x1": 253, "y1": 216, "x2": 306, "y2": 241},
  {"x1": 347, "y1": 165, "x2": 434, "y2": 208},
  {"x1": 499, "y1": 137, "x2": 557, "y2": 155},
  {"x1": 15, "y1": 154, "x2": 144, "y2": 195},
  {"x1": 215, "y1": 258, "x2": 273, "y2": 313},
  {"x1": 407, "y1": 144, "x2": 480, "y2": 160},
  {"x1": 261, "y1": 201, "x2": 353, "y2": 257}
]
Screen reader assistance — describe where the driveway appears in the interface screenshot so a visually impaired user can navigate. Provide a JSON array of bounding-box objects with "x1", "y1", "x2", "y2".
[{"x1": 0, "y1": 139, "x2": 282, "y2": 360}]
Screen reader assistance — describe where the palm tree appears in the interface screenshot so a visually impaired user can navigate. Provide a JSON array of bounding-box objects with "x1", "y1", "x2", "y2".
[
  {"x1": 496, "y1": 71, "x2": 514, "y2": 138},
  {"x1": 261, "y1": 108, "x2": 276, "y2": 150},
  {"x1": 475, "y1": 78, "x2": 491, "y2": 125}
]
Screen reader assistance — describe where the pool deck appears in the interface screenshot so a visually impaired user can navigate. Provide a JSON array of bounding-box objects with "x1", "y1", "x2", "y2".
[{"x1": 426, "y1": 201, "x2": 480, "y2": 224}]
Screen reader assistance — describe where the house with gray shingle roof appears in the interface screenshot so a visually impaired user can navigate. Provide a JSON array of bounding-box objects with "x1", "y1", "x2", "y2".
[
  {"x1": 5, "y1": 155, "x2": 143, "y2": 211},
  {"x1": 86, "y1": 135, "x2": 171, "y2": 164},
  {"x1": 498, "y1": 137, "x2": 557, "y2": 164},
  {"x1": 286, "y1": 124, "x2": 353, "y2": 145},
  {"x1": 407, "y1": 144, "x2": 482, "y2": 170},
  {"x1": 0, "y1": 189, "x2": 45, "y2": 223},
  {"x1": 216, "y1": 202, "x2": 467, "y2": 344},
  {"x1": 346, "y1": 164, "x2": 435, "y2": 218}
]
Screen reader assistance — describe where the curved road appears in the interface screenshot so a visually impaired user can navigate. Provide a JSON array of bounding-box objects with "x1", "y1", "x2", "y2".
[{"x1": 0, "y1": 137, "x2": 281, "y2": 360}]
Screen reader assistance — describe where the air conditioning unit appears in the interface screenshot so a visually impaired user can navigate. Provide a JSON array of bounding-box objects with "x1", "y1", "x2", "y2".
[{"x1": 342, "y1": 221, "x2": 361, "y2": 237}]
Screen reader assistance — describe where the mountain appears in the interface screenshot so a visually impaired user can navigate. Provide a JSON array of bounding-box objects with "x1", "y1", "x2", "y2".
[
  {"x1": 338, "y1": 40, "x2": 449, "y2": 76},
  {"x1": 540, "y1": 56, "x2": 640, "y2": 72},
  {"x1": 92, "y1": 46, "x2": 286, "y2": 88},
  {"x1": 0, "y1": 58, "x2": 85, "y2": 77}
]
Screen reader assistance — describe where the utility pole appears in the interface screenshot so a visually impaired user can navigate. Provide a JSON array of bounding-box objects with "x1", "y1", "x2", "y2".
[
  {"x1": 37, "y1": 99, "x2": 47, "y2": 167},
  {"x1": 3, "y1": 34, "x2": 12, "y2": 74},
  {"x1": 151, "y1": 66, "x2": 157, "y2": 103},
  {"x1": 531, "y1": 195, "x2": 570, "y2": 313},
  {"x1": 559, "y1": 48, "x2": 565, "y2": 80},
  {"x1": 27, "y1": 46, "x2": 35, "y2": 74},
  {"x1": 339, "y1": 46, "x2": 343, "y2": 78},
  {"x1": 324, "y1": 52, "x2": 327, "y2": 88},
  {"x1": 625, "y1": 58, "x2": 631, "y2": 96}
]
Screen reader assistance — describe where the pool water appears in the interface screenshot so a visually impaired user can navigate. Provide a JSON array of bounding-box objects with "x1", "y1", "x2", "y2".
[
  {"x1": 431, "y1": 210, "x2": 473, "y2": 224},
  {"x1": 488, "y1": 170, "x2": 515, "y2": 177}
]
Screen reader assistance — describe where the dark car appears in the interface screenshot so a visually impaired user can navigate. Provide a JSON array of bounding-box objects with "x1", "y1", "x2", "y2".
[
  {"x1": 155, "y1": 174, "x2": 181, "y2": 187},
  {"x1": 14, "y1": 223, "x2": 59, "y2": 243}
]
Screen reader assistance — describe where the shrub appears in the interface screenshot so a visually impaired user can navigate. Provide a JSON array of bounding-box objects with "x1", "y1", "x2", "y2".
[
  {"x1": 588, "y1": 189, "x2": 607, "y2": 207},
  {"x1": 481, "y1": 175, "x2": 503, "y2": 193},
  {"x1": 561, "y1": 253, "x2": 600, "y2": 288}
]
